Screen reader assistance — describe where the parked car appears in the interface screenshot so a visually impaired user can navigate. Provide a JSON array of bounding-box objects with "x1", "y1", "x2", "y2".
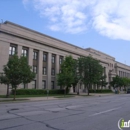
[{"x1": 126, "y1": 89, "x2": 130, "y2": 94}]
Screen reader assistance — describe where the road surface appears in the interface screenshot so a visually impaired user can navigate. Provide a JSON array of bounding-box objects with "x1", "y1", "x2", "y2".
[{"x1": 0, "y1": 94, "x2": 130, "y2": 130}]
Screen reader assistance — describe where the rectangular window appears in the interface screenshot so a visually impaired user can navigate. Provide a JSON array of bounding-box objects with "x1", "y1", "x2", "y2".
[
  {"x1": 33, "y1": 51, "x2": 38, "y2": 60},
  {"x1": 9, "y1": 45, "x2": 17, "y2": 55},
  {"x1": 51, "y1": 68, "x2": 55, "y2": 76},
  {"x1": 21, "y1": 83, "x2": 26, "y2": 89},
  {"x1": 33, "y1": 66, "x2": 37, "y2": 73},
  {"x1": 22, "y1": 48, "x2": 28, "y2": 57},
  {"x1": 42, "y1": 80, "x2": 46, "y2": 89},
  {"x1": 43, "y1": 53, "x2": 47, "y2": 62},
  {"x1": 43, "y1": 67, "x2": 47, "y2": 75},
  {"x1": 32, "y1": 80, "x2": 36, "y2": 89},
  {"x1": 52, "y1": 55, "x2": 55, "y2": 63},
  {"x1": 51, "y1": 81, "x2": 54, "y2": 89},
  {"x1": 59, "y1": 56, "x2": 63, "y2": 64}
]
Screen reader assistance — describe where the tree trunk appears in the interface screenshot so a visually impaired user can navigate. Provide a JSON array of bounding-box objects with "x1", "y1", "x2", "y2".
[
  {"x1": 101, "y1": 85, "x2": 103, "y2": 93},
  {"x1": 6, "y1": 84, "x2": 9, "y2": 98},
  {"x1": 73, "y1": 86, "x2": 75, "y2": 93},
  {"x1": 77, "y1": 85, "x2": 80, "y2": 95},
  {"x1": 87, "y1": 85, "x2": 89, "y2": 96},
  {"x1": 13, "y1": 87, "x2": 16, "y2": 100},
  {"x1": 87, "y1": 87, "x2": 89, "y2": 95},
  {"x1": 64, "y1": 87, "x2": 66, "y2": 97}
]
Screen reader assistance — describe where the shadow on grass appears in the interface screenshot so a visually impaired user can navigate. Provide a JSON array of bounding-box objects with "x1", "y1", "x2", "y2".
[{"x1": 0, "y1": 99, "x2": 29, "y2": 102}]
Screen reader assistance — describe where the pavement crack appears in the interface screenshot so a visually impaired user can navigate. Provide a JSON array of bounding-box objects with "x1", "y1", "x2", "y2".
[
  {"x1": 45, "y1": 124, "x2": 64, "y2": 130},
  {"x1": 7, "y1": 109, "x2": 64, "y2": 130},
  {"x1": 65, "y1": 107, "x2": 84, "y2": 112}
]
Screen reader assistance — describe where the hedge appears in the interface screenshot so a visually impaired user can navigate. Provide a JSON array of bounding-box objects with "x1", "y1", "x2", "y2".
[
  {"x1": 12, "y1": 89, "x2": 69, "y2": 95},
  {"x1": 89, "y1": 89, "x2": 112, "y2": 93}
]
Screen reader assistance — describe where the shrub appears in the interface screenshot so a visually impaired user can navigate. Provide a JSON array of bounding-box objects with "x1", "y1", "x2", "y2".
[
  {"x1": 89, "y1": 89, "x2": 112, "y2": 93},
  {"x1": 12, "y1": 89, "x2": 68, "y2": 95}
]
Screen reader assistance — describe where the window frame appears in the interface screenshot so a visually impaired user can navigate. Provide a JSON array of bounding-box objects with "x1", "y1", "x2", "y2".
[
  {"x1": 22, "y1": 48, "x2": 28, "y2": 57},
  {"x1": 43, "y1": 67, "x2": 47, "y2": 75},
  {"x1": 9, "y1": 45, "x2": 17, "y2": 56},
  {"x1": 52, "y1": 55, "x2": 55, "y2": 64},
  {"x1": 43, "y1": 53, "x2": 47, "y2": 62},
  {"x1": 51, "y1": 81, "x2": 54, "y2": 89},
  {"x1": 33, "y1": 51, "x2": 38, "y2": 60},
  {"x1": 42, "y1": 80, "x2": 46, "y2": 89},
  {"x1": 33, "y1": 66, "x2": 37, "y2": 73}
]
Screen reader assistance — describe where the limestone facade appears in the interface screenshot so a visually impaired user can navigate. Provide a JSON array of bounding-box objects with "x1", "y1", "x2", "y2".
[{"x1": 0, "y1": 21, "x2": 130, "y2": 94}]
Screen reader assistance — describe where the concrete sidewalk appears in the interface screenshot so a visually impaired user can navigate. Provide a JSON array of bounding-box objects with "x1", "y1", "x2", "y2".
[
  {"x1": 0, "y1": 93, "x2": 117, "y2": 103},
  {"x1": 0, "y1": 96, "x2": 58, "y2": 103}
]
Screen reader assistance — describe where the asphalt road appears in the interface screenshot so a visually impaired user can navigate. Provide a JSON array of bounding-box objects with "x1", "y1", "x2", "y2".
[{"x1": 0, "y1": 94, "x2": 130, "y2": 130}]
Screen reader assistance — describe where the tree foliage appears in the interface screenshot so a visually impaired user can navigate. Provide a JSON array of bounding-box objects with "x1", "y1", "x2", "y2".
[
  {"x1": 77, "y1": 56, "x2": 104, "y2": 95},
  {"x1": 0, "y1": 55, "x2": 35, "y2": 100},
  {"x1": 57, "y1": 56, "x2": 77, "y2": 94},
  {"x1": 110, "y1": 75, "x2": 130, "y2": 90}
]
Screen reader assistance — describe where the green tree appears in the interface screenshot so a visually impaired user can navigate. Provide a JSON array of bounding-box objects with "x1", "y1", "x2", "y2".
[
  {"x1": 110, "y1": 75, "x2": 123, "y2": 90},
  {"x1": 71, "y1": 59, "x2": 79, "y2": 93},
  {"x1": 57, "y1": 56, "x2": 77, "y2": 95},
  {"x1": 78, "y1": 56, "x2": 103, "y2": 95},
  {"x1": 122, "y1": 77, "x2": 130, "y2": 91},
  {"x1": 0, "y1": 55, "x2": 35, "y2": 100},
  {"x1": 100, "y1": 75, "x2": 108, "y2": 91}
]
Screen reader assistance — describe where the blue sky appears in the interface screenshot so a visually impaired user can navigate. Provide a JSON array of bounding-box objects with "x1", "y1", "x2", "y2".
[{"x1": 0, "y1": 0, "x2": 130, "y2": 65}]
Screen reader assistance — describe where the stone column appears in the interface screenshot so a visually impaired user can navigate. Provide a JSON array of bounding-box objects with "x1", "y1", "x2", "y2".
[
  {"x1": 17, "y1": 45, "x2": 22, "y2": 57},
  {"x1": 28, "y1": 48, "x2": 33, "y2": 89},
  {"x1": 37, "y1": 50, "x2": 43, "y2": 89},
  {"x1": 105, "y1": 67, "x2": 109, "y2": 88},
  {"x1": 47, "y1": 52, "x2": 51, "y2": 89},
  {"x1": 116, "y1": 68, "x2": 119, "y2": 76},
  {"x1": 17, "y1": 45, "x2": 23, "y2": 89},
  {"x1": 55, "y1": 54, "x2": 59, "y2": 89}
]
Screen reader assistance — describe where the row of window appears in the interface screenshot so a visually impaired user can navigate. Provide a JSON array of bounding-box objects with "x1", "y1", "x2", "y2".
[
  {"x1": 119, "y1": 71, "x2": 130, "y2": 78},
  {"x1": 32, "y1": 80, "x2": 55, "y2": 89},
  {"x1": 33, "y1": 66, "x2": 55, "y2": 75},
  {"x1": 9, "y1": 45, "x2": 64, "y2": 76},
  {"x1": 9, "y1": 45, "x2": 63, "y2": 63},
  {"x1": 109, "y1": 63, "x2": 113, "y2": 68}
]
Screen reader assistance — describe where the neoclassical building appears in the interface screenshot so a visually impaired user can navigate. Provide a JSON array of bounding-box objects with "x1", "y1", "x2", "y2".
[{"x1": 0, "y1": 21, "x2": 130, "y2": 95}]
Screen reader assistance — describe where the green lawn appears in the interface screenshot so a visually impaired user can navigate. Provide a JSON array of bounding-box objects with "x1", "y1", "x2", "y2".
[
  {"x1": 0, "y1": 99, "x2": 29, "y2": 102},
  {"x1": 55, "y1": 95, "x2": 75, "y2": 98},
  {"x1": 0, "y1": 94, "x2": 74, "y2": 98}
]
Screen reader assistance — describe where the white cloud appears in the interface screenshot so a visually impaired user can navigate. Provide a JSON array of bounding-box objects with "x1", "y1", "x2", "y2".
[
  {"x1": 22, "y1": 0, "x2": 29, "y2": 7},
  {"x1": 92, "y1": 0, "x2": 130, "y2": 41},
  {"x1": 23, "y1": 0, "x2": 130, "y2": 40}
]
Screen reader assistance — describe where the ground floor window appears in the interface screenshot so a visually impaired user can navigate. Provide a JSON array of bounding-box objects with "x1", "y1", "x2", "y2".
[
  {"x1": 42, "y1": 80, "x2": 46, "y2": 89},
  {"x1": 51, "y1": 81, "x2": 54, "y2": 89},
  {"x1": 32, "y1": 80, "x2": 36, "y2": 89}
]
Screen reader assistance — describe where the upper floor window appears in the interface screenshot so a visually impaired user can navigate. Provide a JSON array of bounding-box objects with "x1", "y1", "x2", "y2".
[
  {"x1": 52, "y1": 55, "x2": 55, "y2": 63},
  {"x1": 43, "y1": 67, "x2": 47, "y2": 75},
  {"x1": 9, "y1": 45, "x2": 17, "y2": 55},
  {"x1": 59, "y1": 56, "x2": 63, "y2": 64},
  {"x1": 22, "y1": 48, "x2": 28, "y2": 57},
  {"x1": 33, "y1": 51, "x2": 38, "y2": 60},
  {"x1": 43, "y1": 53, "x2": 47, "y2": 62},
  {"x1": 33, "y1": 66, "x2": 37, "y2": 73}
]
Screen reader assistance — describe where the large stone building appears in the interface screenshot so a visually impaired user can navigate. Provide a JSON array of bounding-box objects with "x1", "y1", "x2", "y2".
[{"x1": 0, "y1": 21, "x2": 130, "y2": 95}]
